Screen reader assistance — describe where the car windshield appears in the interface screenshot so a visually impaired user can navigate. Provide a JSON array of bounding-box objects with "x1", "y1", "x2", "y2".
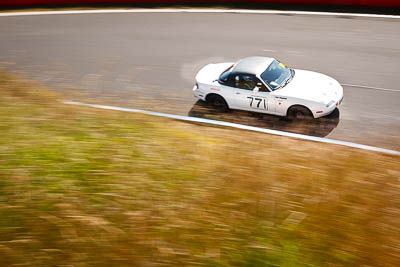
[
  {"x1": 219, "y1": 65, "x2": 233, "y2": 83},
  {"x1": 260, "y1": 60, "x2": 293, "y2": 91}
]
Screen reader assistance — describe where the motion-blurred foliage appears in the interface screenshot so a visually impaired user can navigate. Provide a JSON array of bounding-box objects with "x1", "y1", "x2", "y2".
[{"x1": 0, "y1": 70, "x2": 399, "y2": 266}]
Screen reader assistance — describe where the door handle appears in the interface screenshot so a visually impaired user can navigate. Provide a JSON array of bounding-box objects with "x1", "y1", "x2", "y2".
[{"x1": 236, "y1": 92, "x2": 241, "y2": 95}]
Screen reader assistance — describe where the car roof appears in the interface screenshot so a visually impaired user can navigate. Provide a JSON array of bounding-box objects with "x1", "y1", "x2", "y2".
[{"x1": 231, "y1": 56, "x2": 275, "y2": 76}]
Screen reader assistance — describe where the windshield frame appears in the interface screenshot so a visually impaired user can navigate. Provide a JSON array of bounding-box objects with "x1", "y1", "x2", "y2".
[{"x1": 260, "y1": 60, "x2": 294, "y2": 91}]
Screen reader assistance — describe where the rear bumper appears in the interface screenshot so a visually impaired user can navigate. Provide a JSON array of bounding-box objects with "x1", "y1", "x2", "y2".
[{"x1": 193, "y1": 84, "x2": 206, "y2": 101}]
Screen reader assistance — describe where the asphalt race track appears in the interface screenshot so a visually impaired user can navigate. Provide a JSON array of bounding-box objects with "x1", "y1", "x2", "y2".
[{"x1": 0, "y1": 11, "x2": 399, "y2": 150}]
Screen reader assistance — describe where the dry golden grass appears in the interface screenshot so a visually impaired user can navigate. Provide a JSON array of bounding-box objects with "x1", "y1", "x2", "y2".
[{"x1": 0, "y1": 70, "x2": 399, "y2": 266}]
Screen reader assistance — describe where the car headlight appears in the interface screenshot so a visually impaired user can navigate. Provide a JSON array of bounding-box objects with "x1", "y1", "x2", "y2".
[{"x1": 326, "y1": 100, "x2": 335, "y2": 107}]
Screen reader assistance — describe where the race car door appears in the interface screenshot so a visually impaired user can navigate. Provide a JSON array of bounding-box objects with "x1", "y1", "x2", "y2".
[{"x1": 232, "y1": 74, "x2": 276, "y2": 114}]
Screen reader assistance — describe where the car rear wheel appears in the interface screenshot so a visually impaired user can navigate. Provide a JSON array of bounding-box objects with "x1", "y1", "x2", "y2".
[
  {"x1": 288, "y1": 106, "x2": 313, "y2": 120},
  {"x1": 206, "y1": 95, "x2": 229, "y2": 111}
]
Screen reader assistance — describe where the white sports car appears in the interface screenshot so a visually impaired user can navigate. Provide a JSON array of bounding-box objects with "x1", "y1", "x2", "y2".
[{"x1": 193, "y1": 56, "x2": 343, "y2": 119}]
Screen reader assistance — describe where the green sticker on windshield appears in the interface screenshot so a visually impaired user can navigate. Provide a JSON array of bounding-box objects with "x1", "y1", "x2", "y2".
[{"x1": 279, "y1": 62, "x2": 286, "y2": 68}]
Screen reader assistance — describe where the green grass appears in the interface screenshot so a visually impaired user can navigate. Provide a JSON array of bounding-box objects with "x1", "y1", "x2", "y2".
[{"x1": 0, "y1": 70, "x2": 399, "y2": 266}]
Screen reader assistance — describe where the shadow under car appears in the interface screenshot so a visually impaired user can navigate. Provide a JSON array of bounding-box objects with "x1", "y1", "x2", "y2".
[{"x1": 188, "y1": 100, "x2": 340, "y2": 138}]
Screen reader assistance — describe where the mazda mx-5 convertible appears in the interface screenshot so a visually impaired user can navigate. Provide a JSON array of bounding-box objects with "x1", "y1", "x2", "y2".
[{"x1": 193, "y1": 56, "x2": 343, "y2": 119}]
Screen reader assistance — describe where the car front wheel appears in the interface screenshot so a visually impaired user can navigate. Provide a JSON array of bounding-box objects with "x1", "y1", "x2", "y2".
[{"x1": 287, "y1": 106, "x2": 313, "y2": 120}]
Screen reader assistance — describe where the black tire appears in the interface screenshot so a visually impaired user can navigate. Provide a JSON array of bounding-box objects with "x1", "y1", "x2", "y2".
[
  {"x1": 206, "y1": 94, "x2": 229, "y2": 111},
  {"x1": 287, "y1": 106, "x2": 313, "y2": 120}
]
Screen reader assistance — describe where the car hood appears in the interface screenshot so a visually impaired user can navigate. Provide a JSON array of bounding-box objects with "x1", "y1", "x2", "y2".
[{"x1": 276, "y1": 69, "x2": 343, "y2": 104}]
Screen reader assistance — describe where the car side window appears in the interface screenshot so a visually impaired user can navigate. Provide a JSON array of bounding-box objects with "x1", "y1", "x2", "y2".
[
  {"x1": 234, "y1": 75, "x2": 256, "y2": 90},
  {"x1": 218, "y1": 73, "x2": 236, "y2": 87},
  {"x1": 226, "y1": 74, "x2": 235, "y2": 87},
  {"x1": 253, "y1": 77, "x2": 269, "y2": 92},
  {"x1": 218, "y1": 65, "x2": 233, "y2": 86}
]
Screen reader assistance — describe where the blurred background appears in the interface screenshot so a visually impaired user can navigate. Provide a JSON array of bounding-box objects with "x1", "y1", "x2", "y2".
[{"x1": 0, "y1": 1, "x2": 399, "y2": 266}]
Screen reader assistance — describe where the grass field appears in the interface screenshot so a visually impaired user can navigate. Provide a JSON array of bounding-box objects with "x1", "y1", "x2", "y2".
[{"x1": 0, "y1": 70, "x2": 399, "y2": 266}]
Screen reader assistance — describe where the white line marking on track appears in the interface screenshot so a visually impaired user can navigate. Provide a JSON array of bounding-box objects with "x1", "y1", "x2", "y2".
[
  {"x1": 263, "y1": 49, "x2": 276, "y2": 52},
  {"x1": 0, "y1": 9, "x2": 399, "y2": 19},
  {"x1": 342, "y1": 83, "x2": 399, "y2": 92},
  {"x1": 64, "y1": 100, "x2": 400, "y2": 156}
]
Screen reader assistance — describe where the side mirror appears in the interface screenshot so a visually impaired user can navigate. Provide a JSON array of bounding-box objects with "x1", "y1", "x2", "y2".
[{"x1": 253, "y1": 83, "x2": 263, "y2": 92}]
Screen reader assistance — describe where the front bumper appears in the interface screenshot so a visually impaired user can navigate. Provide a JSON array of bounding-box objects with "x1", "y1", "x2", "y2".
[{"x1": 312, "y1": 95, "x2": 343, "y2": 118}]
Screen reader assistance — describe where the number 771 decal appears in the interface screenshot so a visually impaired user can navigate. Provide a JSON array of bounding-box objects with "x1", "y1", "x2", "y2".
[{"x1": 247, "y1": 96, "x2": 267, "y2": 109}]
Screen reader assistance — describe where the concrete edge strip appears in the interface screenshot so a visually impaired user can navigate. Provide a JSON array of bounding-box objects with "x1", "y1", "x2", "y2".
[
  {"x1": 1, "y1": 8, "x2": 400, "y2": 19},
  {"x1": 63, "y1": 100, "x2": 400, "y2": 156}
]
